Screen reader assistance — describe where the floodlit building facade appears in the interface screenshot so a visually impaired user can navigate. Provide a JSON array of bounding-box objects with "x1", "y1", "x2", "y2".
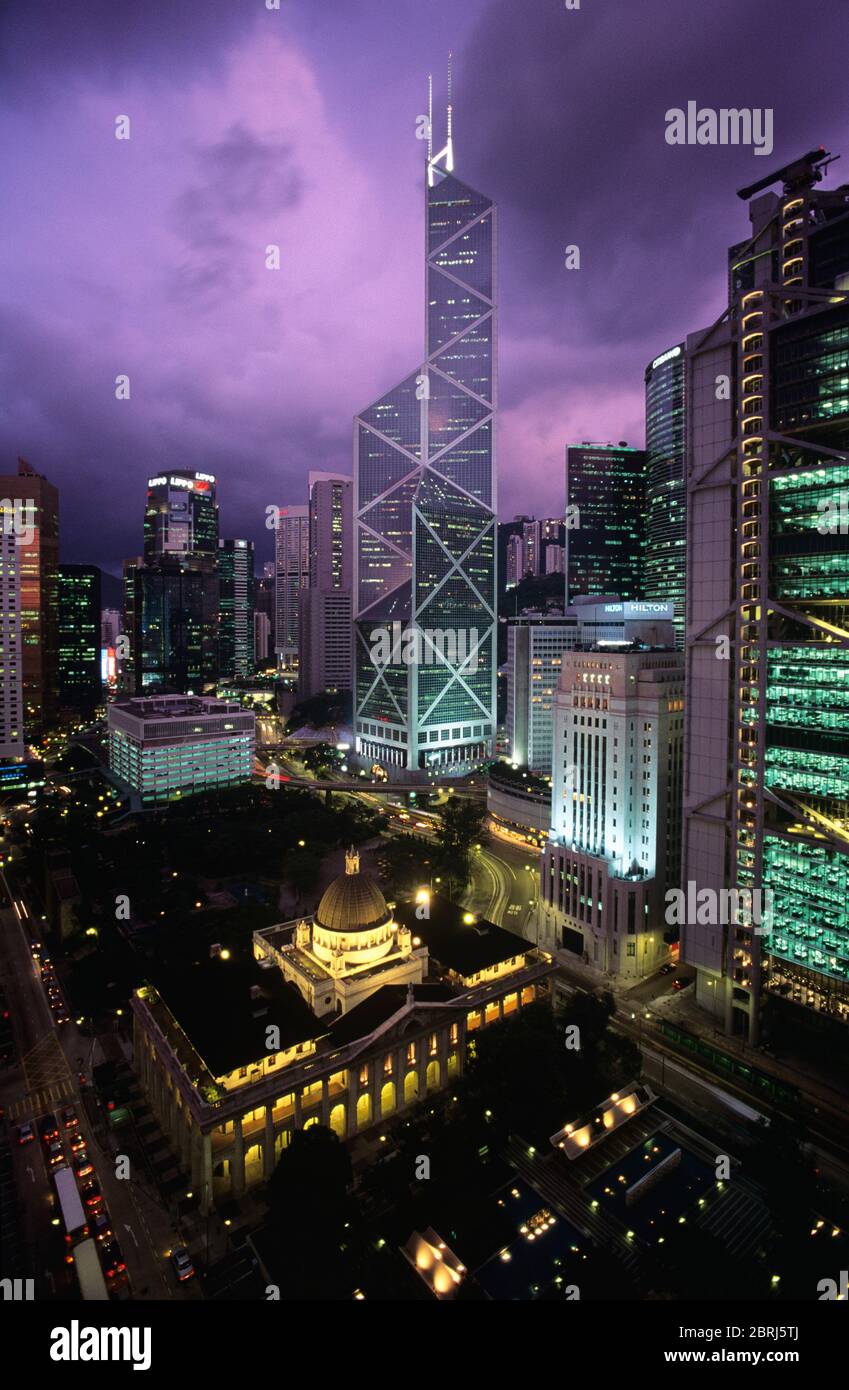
[
  {"x1": 682, "y1": 148, "x2": 849, "y2": 1040},
  {"x1": 540, "y1": 643, "x2": 684, "y2": 979},
  {"x1": 353, "y1": 85, "x2": 496, "y2": 777},
  {"x1": 131, "y1": 858, "x2": 555, "y2": 1210}
]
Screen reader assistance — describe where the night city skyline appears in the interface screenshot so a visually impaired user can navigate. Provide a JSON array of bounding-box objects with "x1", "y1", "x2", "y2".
[
  {"x1": 2, "y1": 0, "x2": 849, "y2": 1358},
  {"x1": 2, "y1": 0, "x2": 847, "y2": 574}
]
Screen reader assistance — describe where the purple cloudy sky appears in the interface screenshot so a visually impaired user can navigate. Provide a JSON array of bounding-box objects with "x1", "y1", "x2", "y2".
[{"x1": 0, "y1": 0, "x2": 845, "y2": 576}]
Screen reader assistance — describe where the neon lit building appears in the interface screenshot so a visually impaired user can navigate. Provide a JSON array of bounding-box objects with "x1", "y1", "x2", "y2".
[
  {"x1": 354, "y1": 72, "x2": 496, "y2": 775},
  {"x1": 108, "y1": 694, "x2": 255, "y2": 806},
  {"x1": 644, "y1": 345, "x2": 686, "y2": 647},
  {"x1": 682, "y1": 148, "x2": 849, "y2": 1039}
]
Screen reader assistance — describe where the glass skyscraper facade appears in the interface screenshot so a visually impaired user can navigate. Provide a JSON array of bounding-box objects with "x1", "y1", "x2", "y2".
[
  {"x1": 354, "y1": 130, "x2": 496, "y2": 774},
  {"x1": 218, "y1": 539, "x2": 255, "y2": 680},
  {"x1": 683, "y1": 149, "x2": 849, "y2": 1040},
  {"x1": 644, "y1": 345, "x2": 686, "y2": 646},
  {"x1": 58, "y1": 564, "x2": 101, "y2": 712},
  {"x1": 564, "y1": 443, "x2": 645, "y2": 606}
]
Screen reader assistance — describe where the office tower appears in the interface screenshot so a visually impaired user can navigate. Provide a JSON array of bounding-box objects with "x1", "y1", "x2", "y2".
[
  {"x1": 101, "y1": 608, "x2": 121, "y2": 647},
  {"x1": 58, "y1": 564, "x2": 102, "y2": 712},
  {"x1": 505, "y1": 533, "x2": 523, "y2": 588},
  {"x1": 108, "y1": 694, "x2": 255, "y2": 807},
  {"x1": 0, "y1": 459, "x2": 59, "y2": 731},
  {"x1": 299, "y1": 473, "x2": 354, "y2": 698},
  {"x1": 354, "y1": 88, "x2": 497, "y2": 775},
  {"x1": 144, "y1": 470, "x2": 219, "y2": 562},
  {"x1": 522, "y1": 520, "x2": 541, "y2": 576},
  {"x1": 506, "y1": 615, "x2": 576, "y2": 770},
  {"x1": 124, "y1": 561, "x2": 205, "y2": 694},
  {"x1": 644, "y1": 344, "x2": 686, "y2": 646},
  {"x1": 682, "y1": 148, "x2": 849, "y2": 1042},
  {"x1": 545, "y1": 546, "x2": 565, "y2": 575},
  {"x1": 218, "y1": 539, "x2": 255, "y2": 680},
  {"x1": 564, "y1": 442, "x2": 646, "y2": 605},
  {"x1": 254, "y1": 611, "x2": 271, "y2": 664},
  {"x1": 0, "y1": 514, "x2": 24, "y2": 761},
  {"x1": 540, "y1": 644, "x2": 684, "y2": 979},
  {"x1": 254, "y1": 574, "x2": 275, "y2": 654},
  {"x1": 274, "y1": 505, "x2": 309, "y2": 672},
  {"x1": 142, "y1": 471, "x2": 219, "y2": 688}
]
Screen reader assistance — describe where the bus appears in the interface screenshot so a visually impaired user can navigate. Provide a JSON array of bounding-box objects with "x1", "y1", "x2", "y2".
[
  {"x1": 54, "y1": 1165, "x2": 88, "y2": 1257},
  {"x1": 72, "y1": 1238, "x2": 110, "y2": 1301}
]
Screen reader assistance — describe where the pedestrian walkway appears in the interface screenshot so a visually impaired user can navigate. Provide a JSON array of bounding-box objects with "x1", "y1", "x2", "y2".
[{"x1": 7, "y1": 1079, "x2": 75, "y2": 1121}]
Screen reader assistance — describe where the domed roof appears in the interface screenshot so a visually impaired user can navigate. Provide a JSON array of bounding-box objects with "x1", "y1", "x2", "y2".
[{"x1": 314, "y1": 849, "x2": 391, "y2": 934}]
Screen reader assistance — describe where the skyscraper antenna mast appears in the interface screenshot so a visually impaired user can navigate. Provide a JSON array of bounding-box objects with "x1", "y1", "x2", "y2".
[{"x1": 427, "y1": 53, "x2": 454, "y2": 186}]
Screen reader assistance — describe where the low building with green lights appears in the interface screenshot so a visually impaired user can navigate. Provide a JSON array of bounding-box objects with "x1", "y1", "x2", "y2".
[{"x1": 107, "y1": 694, "x2": 255, "y2": 807}]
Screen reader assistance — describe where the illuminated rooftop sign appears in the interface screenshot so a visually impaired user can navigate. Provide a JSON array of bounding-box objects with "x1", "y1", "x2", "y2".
[{"x1": 650, "y1": 344, "x2": 682, "y2": 370}]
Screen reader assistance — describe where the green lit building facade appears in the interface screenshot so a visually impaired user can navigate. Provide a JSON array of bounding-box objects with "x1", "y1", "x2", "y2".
[
  {"x1": 58, "y1": 564, "x2": 101, "y2": 713},
  {"x1": 353, "y1": 89, "x2": 496, "y2": 775},
  {"x1": 644, "y1": 345, "x2": 686, "y2": 646},
  {"x1": 683, "y1": 149, "x2": 849, "y2": 1041}
]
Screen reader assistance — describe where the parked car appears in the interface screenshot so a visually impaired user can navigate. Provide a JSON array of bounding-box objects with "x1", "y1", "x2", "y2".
[
  {"x1": 170, "y1": 1246, "x2": 195, "y2": 1282},
  {"x1": 672, "y1": 975, "x2": 693, "y2": 991}
]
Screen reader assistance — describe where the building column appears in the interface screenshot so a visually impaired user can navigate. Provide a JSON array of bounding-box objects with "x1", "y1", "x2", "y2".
[
  {"x1": 200, "y1": 1133, "x2": 213, "y2": 1214},
  {"x1": 320, "y1": 1079, "x2": 329, "y2": 1126},
  {"x1": 263, "y1": 1106, "x2": 276, "y2": 1180},
  {"x1": 293, "y1": 1091, "x2": 303, "y2": 1129},
  {"x1": 231, "y1": 1117, "x2": 245, "y2": 1198}
]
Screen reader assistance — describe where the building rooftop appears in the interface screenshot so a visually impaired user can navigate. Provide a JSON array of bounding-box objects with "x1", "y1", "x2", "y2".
[
  {"x1": 395, "y1": 894, "x2": 531, "y2": 976},
  {"x1": 329, "y1": 983, "x2": 456, "y2": 1046},
  {"x1": 110, "y1": 694, "x2": 244, "y2": 721},
  {"x1": 145, "y1": 948, "x2": 327, "y2": 1077}
]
